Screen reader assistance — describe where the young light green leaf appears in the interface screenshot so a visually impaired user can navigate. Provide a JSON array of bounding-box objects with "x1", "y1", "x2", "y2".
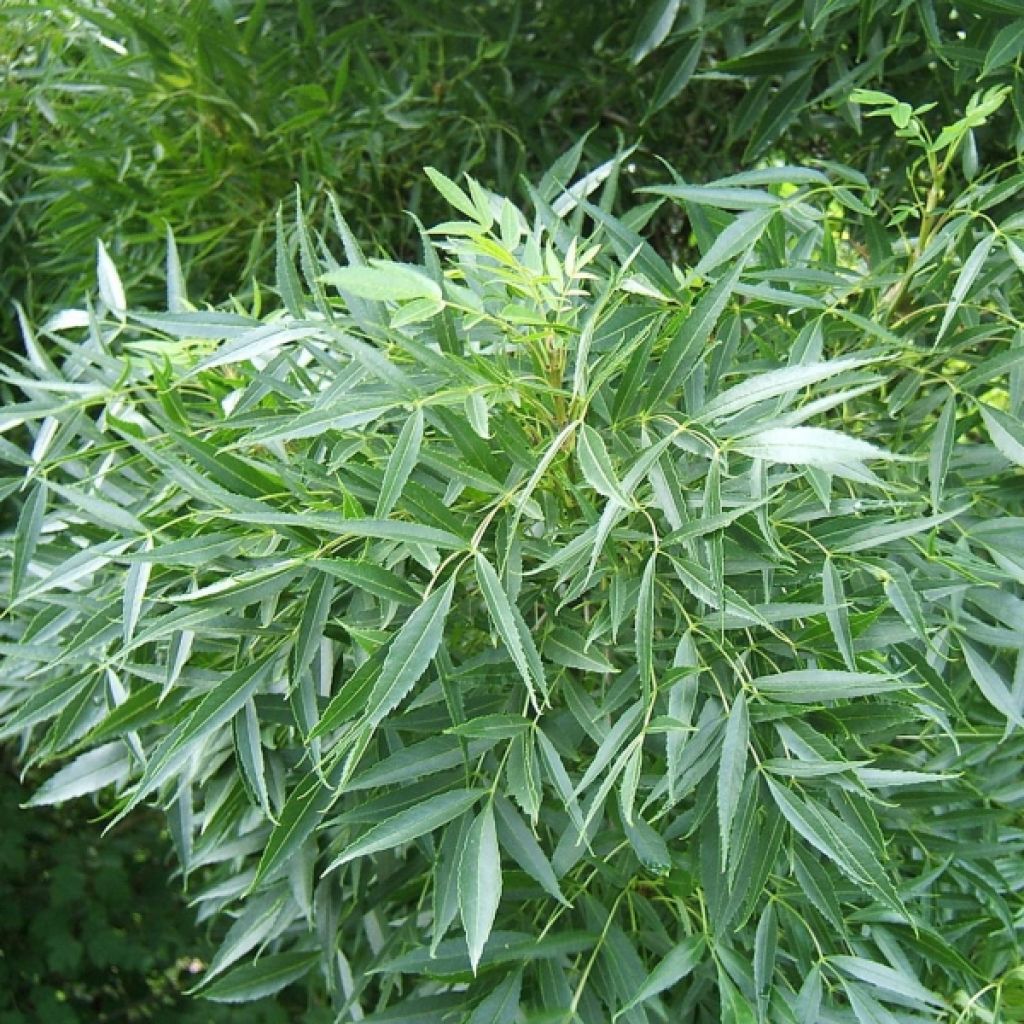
[
  {"x1": 459, "y1": 802, "x2": 502, "y2": 973},
  {"x1": 323, "y1": 261, "x2": 442, "y2": 303},
  {"x1": 122, "y1": 552, "x2": 152, "y2": 646}
]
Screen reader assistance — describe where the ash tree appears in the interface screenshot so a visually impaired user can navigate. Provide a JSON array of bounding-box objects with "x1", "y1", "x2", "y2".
[{"x1": 3, "y1": 93, "x2": 1024, "y2": 1023}]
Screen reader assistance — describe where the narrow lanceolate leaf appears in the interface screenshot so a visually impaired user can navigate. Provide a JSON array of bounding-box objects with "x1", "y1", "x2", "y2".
[
  {"x1": 631, "y1": 0, "x2": 682, "y2": 63},
  {"x1": 363, "y1": 577, "x2": 456, "y2": 729},
  {"x1": 291, "y1": 570, "x2": 335, "y2": 683},
  {"x1": 649, "y1": 260, "x2": 744, "y2": 407},
  {"x1": 576, "y1": 424, "x2": 630, "y2": 506},
  {"x1": 693, "y1": 207, "x2": 774, "y2": 279},
  {"x1": 460, "y1": 802, "x2": 502, "y2": 973},
  {"x1": 980, "y1": 404, "x2": 1024, "y2": 467},
  {"x1": 698, "y1": 356, "x2": 870, "y2": 422},
  {"x1": 27, "y1": 743, "x2": 129, "y2": 807},
  {"x1": 822, "y1": 559, "x2": 855, "y2": 671},
  {"x1": 832, "y1": 955, "x2": 944, "y2": 1009},
  {"x1": 753, "y1": 903, "x2": 777, "y2": 1023},
  {"x1": 936, "y1": 234, "x2": 995, "y2": 341},
  {"x1": 376, "y1": 406, "x2": 424, "y2": 517},
  {"x1": 753, "y1": 670, "x2": 909, "y2": 702},
  {"x1": 962, "y1": 640, "x2": 1024, "y2": 727},
  {"x1": 325, "y1": 789, "x2": 484, "y2": 873},
  {"x1": 475, "y1": 554, "x2": 545, "y2": 710},
  {"x1": 636, "y1": 555, "x2": 656, "y2": 700},
  {"x1": 201, "y1": 951, "x2": 320, "y2": 1004},
  {"x1": 234, "y1": 699, "x2": 272, "y2": 820},
  {"x1": 735, "y1": 427, "x2": 890, "y2": 468},
  {"x1": 929, "y1": 394, "x2": 956, "y2": 509},
  {"x1": 766, "y1": 778, "x2": 905, "y2": 916},
  {"x1": 467, "y1": 970, "x2": 522, "y2": 1024},
  {"x1": 122, "y1": 548, "x2": 153, "y2": 646},
  {"x1": 834, "y1": 507, "x2": 966, "y2": 553},
  {"x1": 11, "y1": 481, "x2": 46, "y2": 603},
  {"x1": 115, "y1": 652, "x2": 277, "y2": 821},
  {"x1": 96, "y1": 239, "x2": 127, "y2": 318},
  {"x1": 718, "y1": 692, "x2": 749, "y2": 868},
  {"x1": 616, "y1": 936, "x2": 705, "y2": 1017},
  {"x1": 494, "y1": 796, "x2": 567, "y2": 904},
  {"x1": 322, "y1": 261, "x2": 442, "y2": 302},
  {"x1": 253, "y1": 768, "x2": 340, "y2": 888}
]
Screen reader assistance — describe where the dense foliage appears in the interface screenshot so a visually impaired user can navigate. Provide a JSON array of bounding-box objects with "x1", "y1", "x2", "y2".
[{"x1": 3, "y1": 1, "x2": 1024, "y2": 1022}]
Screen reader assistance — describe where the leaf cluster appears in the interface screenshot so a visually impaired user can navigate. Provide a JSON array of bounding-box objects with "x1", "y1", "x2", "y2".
[{"x1": 3, "y1": 125, "x2": 1024, "y2": 1022}]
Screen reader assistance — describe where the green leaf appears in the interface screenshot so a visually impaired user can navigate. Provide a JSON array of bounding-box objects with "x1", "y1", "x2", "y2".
[
  {"x1": 648, "y1": 260, "x2": 744, "y2": 407},
  {"x1": 981, "y1": 403, "x2": 1024, "y2": 467},
  {"x1": 26, "y1": 743, "x2": 129, "y2": 807},
  {"x1": 475, "y1": 554, "x2": 546, "y2": 710},
  {"x1": 832, "y1": 955, "x2": 943, "y2": 1009},
  {"x1": 982, "y1": 19, "x2": 1024, "y2": 76},
  {"x1": 467, "y1": 970, "x2": 522, "y2": 1024},
  {"x1": 693, "y1": 208, "x2": 773, "y2": 279},
  {"x1": 937, "y1": 235, "x2": 995, "y2": 342},
  {"x1": 822, "y1": 559, "x2": 856, "y2": 671},
  {"x1": 753, "y1": 669, "x2": 909, "y2": 702},
  {"x1": 459, "y1": 802, "x2": 503, "y2": 973},
  {"x1": 326, "y1": 789, "x2": 484, "y2": 872},
  {"x1": 735, "y1": 427, "x2": 891, "y2": 469},
  {"x1": 115, "y1": 652, "x2": 277, "y2": 821},
  {"x1": 616, "y1": 936, "x2": 705, "y2": 1016},
  {"x1": 543, "y1": 628, "x2": 617, "y2": 673},
  {"x1": 494, "y1": 796, "x2": 568, "y2": 905},
  {"x1": 631, "y1": 0, "x2": 682, "y2": 63},
  {"x1": 766, "y1": 778, "x2": 905, "y2": 916},
  {"x1": 962, "y1": 640, "x2": 1024, "y2": 727},
  {"x1": 323, "y1": 261, "x2": 442, "y2": 303},
  {"x1": 577, "y1": 424, "x2": 631, "y2": 507},
  {"x1": 310, "y1": 558, "x2": 419, "y2": 605},
  {"x1": 699, "y1": 357, "x2": 871, "y2": 422},
  {"x1": 929, "y1": 394, "x2": 956, "y2": 509},
  {"x1": 718, "y1": 692, "x2": 748, "y2": 867},
  {"x1": 363, "y1": 577, "x2": 456, "y2": 729},
  {"x1": 11, "y1": 482, "x2": 46, "y2": 603},
  {"x1": 291, "y1": 570, "x2": 334, "y2": 683},
  {"x1": 200, "y1": 951, "x2": 319, "y2": 1003}
]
